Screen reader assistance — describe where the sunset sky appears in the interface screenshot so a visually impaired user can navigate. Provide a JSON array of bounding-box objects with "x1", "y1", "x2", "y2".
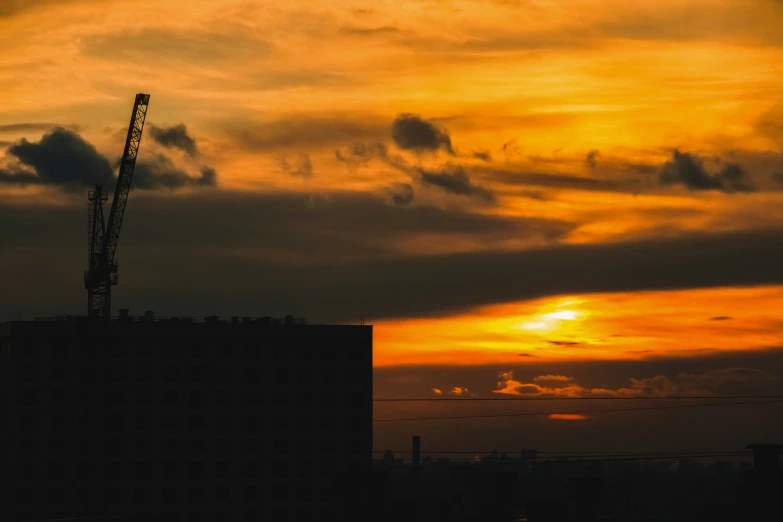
[{"x1": 1, "y1": 0, "x2": 782, "y2": 451}]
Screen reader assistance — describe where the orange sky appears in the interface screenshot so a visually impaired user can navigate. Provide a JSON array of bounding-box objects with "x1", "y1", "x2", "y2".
[{"x1": 0, "y1": 0, "x2": 781, "y2": 367}]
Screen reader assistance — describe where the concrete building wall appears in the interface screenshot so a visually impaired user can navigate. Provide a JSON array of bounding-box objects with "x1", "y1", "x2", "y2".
[{"x1": 0, "y1": 318, "x2": 373, "y2": 522}]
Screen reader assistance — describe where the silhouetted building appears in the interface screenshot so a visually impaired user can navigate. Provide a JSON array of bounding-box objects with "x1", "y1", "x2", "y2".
[
  {"x1": 0, "y1": 315, "x2": 373, "y2": 522},
  {"x1": 412, "y1": 435, "x2": 421, "y2": 466}
]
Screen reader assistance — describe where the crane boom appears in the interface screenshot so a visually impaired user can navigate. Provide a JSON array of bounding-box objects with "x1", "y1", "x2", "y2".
[{"x1": 85, "y1": 93, "x2": 150, "y2": 319}]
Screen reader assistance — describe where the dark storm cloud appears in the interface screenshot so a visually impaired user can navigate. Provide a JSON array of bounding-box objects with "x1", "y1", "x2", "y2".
[
  {"x1": 278, "y1": 153, "x2": 313, "y2": 177},
  {"x1": 659, "y1": 150, "x2": 754, "y2": 193},
  {"x1": 0, "y1": 127, "x2": 218, "y2": 191},
  {"x1": 233, "y1": 116, "x2": 388, "y2": 151},
  {"x1": 773, "y1": 172, "x2": 783, "y2": 186},
  {"x1": 334, "y1": 140, "x2": 493, "y2": 203},
  {"x1": 1, "y1": 189, "x2": 781, "y2": 322},
  {"x1": 0, "y1": 122, "x2": 80, "y2": 133},
  {"x1": 388, "y1": 183, "x2": 415, "y2": 206},
  {"x1": 502, "y1": 139, "x2": 522, "y2": 158},
  {"x1": 0, "y1": 0, "x2": 78, "y2": 16},
  {"x1": 586, "y1": 149, "x2": 600, "y2": 169},
  {"x1": 133, "y1": 155, "x2": 217, "y2": 189},
  {"x1": 335, "y1": 142, "x2": 388, "y2": 165},
  {"x1": 477, "y1": 168, "x2": 632, "y2": 193},
  {"x1": 2, "y1": 127, "x2": 111, "y2": 189},
  {"x1": 339, "y1": 25, "x2": 400, "y2": 35},
  {"x1": 149, "y1": 123, "x2": 198, "y2": 157},
  {"x1": 417, "y1": 164, "x2": 495, "y2": 202},
  {"x1": 392, "y1": 113, "x2": 455, "y2": 154},
  {"x1": 473, "y1": 150, "x2": 492, "y2": 162},
  {"x1": 710, "y1": 316, "x2": 733, "y2": 321}
]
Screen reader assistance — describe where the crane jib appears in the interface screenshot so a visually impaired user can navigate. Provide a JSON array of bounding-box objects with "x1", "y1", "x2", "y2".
[{"x1": 85, "y1": 93, "x2": 150, "y2": 319}]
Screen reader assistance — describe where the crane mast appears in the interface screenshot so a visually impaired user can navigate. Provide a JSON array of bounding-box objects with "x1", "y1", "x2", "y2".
[{"x1": 85, "y1": 93, "x2": 150, "y2": 319}]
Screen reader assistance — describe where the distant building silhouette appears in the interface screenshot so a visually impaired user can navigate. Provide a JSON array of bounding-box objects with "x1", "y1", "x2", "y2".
[{"x1": 0, "y1": 314, "x2": 373, "y2": 522}]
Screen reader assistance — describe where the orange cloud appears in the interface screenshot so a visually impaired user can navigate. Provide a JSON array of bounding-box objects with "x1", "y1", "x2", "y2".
[
  {"x1": 533, "y1": 374, "x2": 573, "y2": 383},
  {"x1": 549, "y1": 414, "x2": 588, "y2": 421},
  {"x1": 493, "y1": 368, "x2": 778, "y2": 398},
  {"x1": 432, "y1": 388, "x2": 443, "y2": 395},
  {"x1": 449, "y1": 386, "x2": 476, "y2": 397}
]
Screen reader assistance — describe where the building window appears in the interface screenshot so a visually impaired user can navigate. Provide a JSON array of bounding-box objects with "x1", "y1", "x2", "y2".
[
  {"x1": 162, "y1": 438, "x2": 178, "y2": 454},
  {"x1": 163, "y1": 390, "x2": 178, "y2": 408},
  {"x1": 50, "y1": 365, "x2": 65, "y2": 382},
  {"x1": 164, "y1": 345, "x2": 180, "y2": 359},
  {"x1": 216, "y1": 438, "x2": 231, "y2": 455},
  {"x1": 189, "y1": 438, "x2": 205, "y2": 454},
  {"x1": 245, "y1": 368, "x2": 260, "y2": 384},
  {"x1": 245, "y1": 391, "x2": 261, "y2": 407},
  {"x1": 244, "y1": 461, "x2": 260, "y2": 479},
  {"x1": 321, "y1": 392, "x2": 336, "y2": 407},
  {"x1": 297, "y1": 346, "x2": 313, "y2": 361},
  {"x1": 321, "y1": 440, "x2": 336, "y2": 454},
  {"x1": 297, "y1": 438, "x2": 311, "y2": 455},
  {"x1": 216, "y1": 367, "x2": 231, "y2": 383},
  {"x1": 320, "y1": 417, "x2": 336, "y2": 432},
  {"x1": 245, "y1": 438, "x2": 260, "y2": 456},
  {"x1": 189, "y1": 414, "x2": 205, "y2": 431},
  {"x1": 162, "y1": 414, "x2": 178, "y2": 431},
  {"x1": 297, "y1": 486, "x2": 313, "y2": 502},
  {"x1": 135, "y1": 462, "x2": 151, "y2": 480},
  {"x1": 298, "y1": 393, "x2": 313, "y2": 407},
  {"x1": 162, "y1": 488, "x2": 178, "y2": 504},
  {"x1": 21, "y1": 364, "x2": 35, "y2": 382},
  {"x1": 163, "y1": 461, "x2": 180, "y2": 480},
  {"x1": 216, "y1": 461, "x2": 231, "y2": 479},
  {"x1": 273, "y1": 416, "x2": 286, "y2": 432},
  {"x1": 244, "y1": 487, "x2": 260, "y2": 502},
  {"x1": 188, "y1": 487, "x2": 204, "y2": 503},
  {"x1": 136, "y1": 414, "x2": 151, "y2": 431},
  {"x1": 188, "y1": 462, "x2": 205, "y2": 479},
  {"x1": 217, "y1": 389, "x2": 232, "y2": 408},
  {"x1": 216, "y1": 487, "x2": 230, "y2": 503},
  {"x1": 20, "y1": 391, "x2": 37, "y2": 407},
  {"x1": 245, "y1": 416, "x2": 260, "y2": 431},
  {"x1": 164, "y1": 366, "x2": 179, "y2": 383},
  {"x1": 189, "y1": 365, "x2": 205, "y2": 382},
  {"x1": 190, "y1": 390, "x2": 206, "y2": 408},
  {"x1": 297, "y1": 462, "x2": 312, "y2": 479},
  {"x1": 273, "y1": 439, "x2": 288, "y2": 455},
  {"x1": 274, "y1": 368, "x2": 288, "y2": 386}
]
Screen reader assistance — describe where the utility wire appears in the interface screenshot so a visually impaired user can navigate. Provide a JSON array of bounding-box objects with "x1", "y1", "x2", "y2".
[
  {"x1": 372, "y1": 450, "x2": 751, "y2": 456},
  {"x1": 373, "y1": 452, "x2": 752, "y2": 460},
  {"x1": 376, "y1": 452, "x2": 752, "y2": 465},
  {"x1": 373, "y1": 398, "x2": 783, "y2": 422},
  {"x1": 98, "y1": 158, "x2": 122, "y2": 185},
  {"x1": 373, "y1": 395, "x2": 783, "y2": 401}
]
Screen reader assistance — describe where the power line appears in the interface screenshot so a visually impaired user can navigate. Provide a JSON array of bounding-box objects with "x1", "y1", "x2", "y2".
[
  {"x1": 376, "y1": 452, "x2": 753, "y2": 465},
  {"x1": 374, "y1": 452, "x2": 751, "y2": 460},
  {"x1": 372, "y1": 450, "x2": 750, "y2": 456},
  {"x1": 373, "y1": 398, "x2": 783, "y2": 422},
  {"x1": 373, "y1": 395, "x2": 783, "y2": 402}
]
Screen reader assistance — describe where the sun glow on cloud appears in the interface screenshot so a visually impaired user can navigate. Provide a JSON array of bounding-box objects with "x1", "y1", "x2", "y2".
[{"x1": 374, "y1": 286, "x2": 783, "y2": 366}]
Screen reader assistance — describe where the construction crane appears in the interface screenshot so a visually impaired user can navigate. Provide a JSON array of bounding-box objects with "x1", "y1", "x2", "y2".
[{"x1": 84, "y1": 93, "x2": 150, "y2": 319}]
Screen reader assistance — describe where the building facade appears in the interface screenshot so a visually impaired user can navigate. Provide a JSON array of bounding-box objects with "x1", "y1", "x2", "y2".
[{"x1": 0, "y1": 315, "x2": 373, "y2": 521}]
